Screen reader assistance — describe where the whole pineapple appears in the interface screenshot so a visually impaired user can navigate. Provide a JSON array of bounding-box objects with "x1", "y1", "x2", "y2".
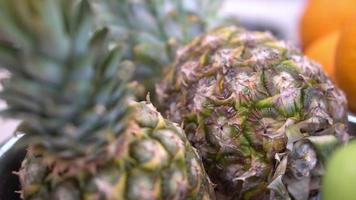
[
  {"x1": 0, "y1": 0, "x2": 214, "y2": 199},
  {"x1": 157, "y1": 26, "x2": 349, "y2": 200}
]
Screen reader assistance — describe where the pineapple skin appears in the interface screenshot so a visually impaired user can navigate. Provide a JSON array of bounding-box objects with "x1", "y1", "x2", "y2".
[
  {"x1": 19, "y1": 101, "x2": 215, "y2": 200},
  {"x1": 157, "y1": 26, "x2": 349, "y2": 200}
]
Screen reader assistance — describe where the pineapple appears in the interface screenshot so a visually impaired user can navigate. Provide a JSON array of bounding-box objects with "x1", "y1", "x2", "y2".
[
  {"x1": 18, "y1": 101, "x2": 215, "y2": 200},
  {"x1": 90, "y1": 0, "x2": 223, "y2": 94},
  {"x1": 157, "y1": 26, "x2": 349, "y2": 200},
  {"x1": 0, "y1": 0, "x2": 214, "y2": 199}
]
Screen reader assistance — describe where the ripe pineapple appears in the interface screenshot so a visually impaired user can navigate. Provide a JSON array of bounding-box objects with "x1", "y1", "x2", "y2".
[
  {"x1": 0, "y1": 0, "x2": 214, "y2": 199},
  {"x1": 18, "y1": 101, "x2": 215, "y2": 200},
  {"x1": 157, "y1": 26, "x2": 349, "y2": 200}
]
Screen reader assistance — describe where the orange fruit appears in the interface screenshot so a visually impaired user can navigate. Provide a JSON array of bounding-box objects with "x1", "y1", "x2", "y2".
[
  {"x1": 300, "y1": 0, "x2": 356, "y2": 48},
  {"x1": 335, "y1": 17, "x2": 356, "y2": 112},
  {"x1": 305, "y1": 31, "x2": 340, "y2": 81}
]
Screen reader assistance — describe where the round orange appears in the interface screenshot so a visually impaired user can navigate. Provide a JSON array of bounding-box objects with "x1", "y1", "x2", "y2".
[
  {"x1": 305, "y1": 31, "x2": 340, "y2": 81},
  {"x1": 300, "y1": 0, "x2": 356, "y2": 48},
  {"x1": 335, "y1": 17, "x2": 356, "y2": 112}
]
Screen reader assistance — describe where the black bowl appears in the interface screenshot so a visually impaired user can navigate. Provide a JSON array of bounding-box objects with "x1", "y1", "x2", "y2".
[{"x1": 0, "y1": 135, "x2": 26, "y2": 200}]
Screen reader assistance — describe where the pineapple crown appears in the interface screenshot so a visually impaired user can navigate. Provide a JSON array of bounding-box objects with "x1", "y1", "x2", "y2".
[
  {"x1": 91, "y1": 0, "x2": 222, "y2": 90},
  {"x1": 0, "y1": 0, "x2": 132, "y2": 159}
]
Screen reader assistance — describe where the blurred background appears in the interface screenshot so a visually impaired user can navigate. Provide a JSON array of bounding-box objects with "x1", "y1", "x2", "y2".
[{"x1": 222, "y1": 0, "x2": 306, "y2": 44}]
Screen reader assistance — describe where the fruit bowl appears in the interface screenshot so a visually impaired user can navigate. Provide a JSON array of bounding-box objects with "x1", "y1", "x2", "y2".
[
  {"x1": 0, "y1": 134, "x2": 26, "y2": 200},
  {"x1": 0, "y1": 0, "x2": 353, "y2": 199}
]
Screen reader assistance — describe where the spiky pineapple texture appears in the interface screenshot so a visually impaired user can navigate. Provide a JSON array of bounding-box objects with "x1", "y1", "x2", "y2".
[
  {"x1": 157, "y1": 26, "x2": 349, "y2": 200},
  {"x1": 0, "y1": 0, "x2": 214, "y2": 199},
  {"x1": 19, "y1": 101, "x2": 215, "y2": 199}
]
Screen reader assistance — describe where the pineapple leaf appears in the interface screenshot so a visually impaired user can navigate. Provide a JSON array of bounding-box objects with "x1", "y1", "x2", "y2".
[
  {"x1": 90, "y1": 0, "x2": 223, "y2": 92},
  {"x1": 0, "y1": 0, "x2": 132, "y2": 159}
]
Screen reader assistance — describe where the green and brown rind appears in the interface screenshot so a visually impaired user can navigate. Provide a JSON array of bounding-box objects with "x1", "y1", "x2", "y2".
[
  {"x1": 19, "y1": 102, "x2": 215, "y2": 200},
  {"x1": 157, "y1": 26, "x2": 349, "y2": 200}
]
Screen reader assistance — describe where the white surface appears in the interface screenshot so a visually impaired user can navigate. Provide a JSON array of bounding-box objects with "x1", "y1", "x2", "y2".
[
  {"x1": 0, "y1": 134, "x2": 23, "y2": 157},
  {"x1": 349, "y1": 114, "x2": 356, "y2": 124},
  {"x1": 0, "y1": 118, "x2": 20, "y2": 143},
  {"x1": 221, "y1": 0, "x2": 307, "y2": 44},
  {"x1": 0, "y1": 71, "x2": 20, "y2": 143}
]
